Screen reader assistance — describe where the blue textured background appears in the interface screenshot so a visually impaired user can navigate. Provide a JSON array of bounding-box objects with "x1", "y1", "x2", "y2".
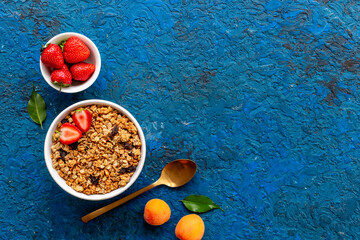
[{"x1": 1, "y1": 0, "x2": 360, "y2": 239}]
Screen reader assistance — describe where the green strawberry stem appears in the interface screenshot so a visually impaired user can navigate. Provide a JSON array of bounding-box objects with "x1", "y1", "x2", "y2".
[
  {"x1": 52, "y1": 82, "x2": 70, "y2": 93},
  {"x1": 40, "y1": 43, "x2": 50, "y2": 53},
  {"x1": 58, "y1": 39, "x2": 68, "y2": 52}
]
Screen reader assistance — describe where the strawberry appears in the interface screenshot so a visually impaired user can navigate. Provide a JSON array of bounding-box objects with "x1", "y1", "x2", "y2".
[
  {"x1": 51, "y1": 64, "x2": 72, "y2": 91},
  {"x1": 61, "y1": 64, "x2": 70, "y2": 71},
  {"x1": 72, "y1": 109, "x2": 92, "y2": 132},
  {"x1": 41, "y1": 44, "x2": 64, "y2": 69},
  {"x1": 70, "y1": 62, "x2": 95, "y2": 81},
  {"x1": 63, "y1": 36, "x2": 90, "y2": 63},
  {"x1": 59, "y1": 123, "x2": 82, "y2": 145}
]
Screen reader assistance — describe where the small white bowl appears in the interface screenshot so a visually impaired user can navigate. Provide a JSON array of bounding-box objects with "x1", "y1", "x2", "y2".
[
  {"x1": 40, "y1": 32, "x2": 101, "y2": 93},
  {"x1": 44, "y1": 100, "x2": 146, "y2": 201}
]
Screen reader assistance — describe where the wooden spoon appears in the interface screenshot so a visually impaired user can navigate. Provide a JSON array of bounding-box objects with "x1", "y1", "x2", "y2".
[{"x1": 82, "y1": 159, "x2": 197, "y2": 223}]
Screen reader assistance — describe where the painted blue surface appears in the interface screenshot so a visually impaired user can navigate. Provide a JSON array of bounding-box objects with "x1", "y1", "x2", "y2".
[{"x1": 1, "y1": 0, "x2": 360, "y2": 239}]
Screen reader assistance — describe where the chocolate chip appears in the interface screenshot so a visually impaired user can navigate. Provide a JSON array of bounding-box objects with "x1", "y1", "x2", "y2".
[
  {"x1": 60, "y1": 149, "x2": 67, "y2": 162},
  {"x1": 69, "y1": 142, "x2": 78, "y2": 150},
  {"x1": 119, "y1": 165, "x2": 137, "y2": 174},
  {"x1": 109, "y1": 125, "x2": 119, "y2": 137},
  {"x1": 61, "y1": 119, "x2": 68, "y2": 124},
  {"x1": 124, "y1": 142, "x2": 133, "y2": 150},
  {"x1": 89, "y1": 175, "x2": 99, "y2": 185}
]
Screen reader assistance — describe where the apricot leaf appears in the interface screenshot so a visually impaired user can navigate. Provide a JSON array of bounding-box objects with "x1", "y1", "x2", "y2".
[{"x1": 180, "y1": 195, "x2": 224, "y2": 213}]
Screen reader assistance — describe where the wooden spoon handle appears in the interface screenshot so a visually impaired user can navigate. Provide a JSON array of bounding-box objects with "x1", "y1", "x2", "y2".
[{"x1": 82, "y1": 182, "x2": 160, "y2": 223}]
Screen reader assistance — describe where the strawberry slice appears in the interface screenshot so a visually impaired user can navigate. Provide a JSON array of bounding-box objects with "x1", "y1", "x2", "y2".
[
  {"x1": 72, "y1": 109, "x2": 92, "y2": 132},
  {"x1": 59, "y1": 123, "x2": 82, "y2": 145}
]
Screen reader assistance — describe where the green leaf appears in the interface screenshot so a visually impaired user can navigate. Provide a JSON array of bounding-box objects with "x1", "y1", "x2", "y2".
[
  {"x1": 40, "y1": 43, "x2": 50, "y2": 53},
  {"x1": 27, "y1": 84, "x2": 47, "y2": 129},
  {"x1": 58, "y1": 39, "x2": 68, "y2": 51},
  {"x1": 180, "y1": 195, "x2": 224, "y2": 213}
]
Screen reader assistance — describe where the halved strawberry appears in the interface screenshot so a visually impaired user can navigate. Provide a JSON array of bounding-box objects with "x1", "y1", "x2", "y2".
[
  {"x1": 59, "y1": 123, "x2": 82, "y2": 145},
  {"x1": 72, "y1": 109, "x2": 92, "y2": 132}
]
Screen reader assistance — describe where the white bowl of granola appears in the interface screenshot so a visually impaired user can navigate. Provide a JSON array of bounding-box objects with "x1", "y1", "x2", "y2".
[{"x1": 44, "y1": 99, "x2": 146, "y2": 201}]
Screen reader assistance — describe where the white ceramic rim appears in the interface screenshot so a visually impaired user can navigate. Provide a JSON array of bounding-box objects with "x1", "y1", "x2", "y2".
[
  {"x1": 44, "y1": 100, "x2": 146, "y2": 201},
  {"x1": 39, "y1": 32, "x2": 101, "y2": 93}
]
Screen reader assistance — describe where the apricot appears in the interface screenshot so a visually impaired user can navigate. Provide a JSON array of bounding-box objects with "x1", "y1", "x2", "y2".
[
  {"x1": 143, "y1": 199, "x2": 171, "y2": 226},
  {"x1": 175, "y1": 214, "x2": 205, "y2": 240}
]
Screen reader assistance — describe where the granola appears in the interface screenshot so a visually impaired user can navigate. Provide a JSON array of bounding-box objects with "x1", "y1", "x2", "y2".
[{"x1": 51, "y1": 105, "x2": 142, "y2": 195}]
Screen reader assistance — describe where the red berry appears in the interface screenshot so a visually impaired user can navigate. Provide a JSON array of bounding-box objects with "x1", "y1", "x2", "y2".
[
  {"x1": 59, "y1": 123, "x2": 82, "y2": 145},
  {"x1": 70, "y1": 62, "x2": 95, "y2": 81},
  {"x1": 72, "y1": 109, "x2": 92, "y2": 132},
  {"x1": 63, "y1": 36, "x2": 90, "y2": 63},
  {"x1": 51, "y1": 64, "x2": 72, "y2": 91},
  {"x1": 41, "y1": 44, "x2": 64, "y2": 69},
  {"x1": 61, "y1": 64, "x2": 70, "y2": 72}
]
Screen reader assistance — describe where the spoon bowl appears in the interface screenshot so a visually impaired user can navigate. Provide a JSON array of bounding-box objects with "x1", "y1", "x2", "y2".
[
  {"x1": 82, "y1": 159, "x2": 197, "y2": 223},
  {"x1": 159, "y1": 159, "x2": 197, "y2": 187}
]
